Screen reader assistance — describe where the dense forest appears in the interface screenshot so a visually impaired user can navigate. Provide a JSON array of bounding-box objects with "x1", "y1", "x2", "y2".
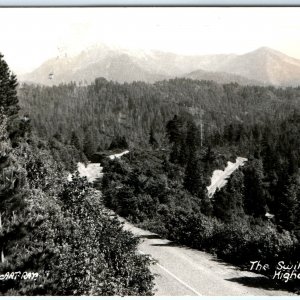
[
  {"x1": 0, "y1": 53, "x2": 154, "y2": 295},
  {"x1": 10, "y1": 61, "x2": 300, "y2": 293},
  {"x1": 18, "y1": 78, "x2": 300, "y2": 161},
  {"x1": 102, "y1": 113, "x2": 300, "y2": 291}
]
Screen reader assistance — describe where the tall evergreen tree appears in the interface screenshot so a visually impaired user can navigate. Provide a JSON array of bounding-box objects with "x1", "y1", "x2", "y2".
[
  {"x1": 0, "y1": 53, "x2": 21, "y2": 145},
  {"x1": 70, "y1": 131, "x2": 81, "y2": 150},
  {"x1": 243, "y1": 158, "x2": 267, "y2": 217},
  {"x1": 108, "y1": 135, "x2": 128, "y2": 151},
  {"x1": 166, "y1": 115, "x2": 184, "y2": 164},
  {"x1": 0, "y1": 54, "x2": 28, "y2": 265},
  {"x1": 0, "y1": 116, "x2": 27, "y2": 276},
  {"x1": 276, "y1": 177, "x2": 299, "y2": 231},
  {"x1": 0, "y1": 53, "x2": 19, "y2": 119},
  {"x1": 213, "y1": 170, "x2": 245, "y2": 222},
  {"x1": 185, "y1": 120, "x2": 201, "y2": 161},
  {"x1": 149, "y1": 126, "x2": 158, "y2": 149},
  {"x1": 83, "y1": 132, "x2": 96, "y2": 160},
  {"x1": 184, "y1": 153, "x2": 206, "y2": 199}
]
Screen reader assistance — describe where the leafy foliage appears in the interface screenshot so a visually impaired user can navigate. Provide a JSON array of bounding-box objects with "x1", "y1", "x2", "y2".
[
  {"x1": 102, "y1": 113, "x2": 300, "y2": 291},
  {"x1": 0, "y1": 53, "x2": 154, "y2": 296}
]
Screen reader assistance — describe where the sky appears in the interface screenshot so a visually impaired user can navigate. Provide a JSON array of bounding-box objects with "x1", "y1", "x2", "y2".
[{"x1": 1, "y1": 7, "x2": 300, "y2": 75}]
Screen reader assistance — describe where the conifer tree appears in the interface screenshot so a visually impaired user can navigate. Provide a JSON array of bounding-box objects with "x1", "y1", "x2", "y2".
[
  {"x1": 149, "y1": 126, "x2": 158, "y2": 149},
  {"x1": 243, "y1": 158, "x2": 267, "y2": 217},
  {"x1": 108, "y1": 135, "x2": 128, "y2": 150},
  {"x1": 213, "y1": 169, "x2": 245, "y2": 222},
  {"x1": 70, "y1": 131, "x2": 81, "y2": 150},
  {"x1": 83, "y1": 133, "x2": 96, "y2": 160},
  {"x1": 0, "y1": 53, "x2": 19, "y2": 143},
  {"x1": 0, "y1": 53, "x2": 19, "y2": 118},
  {"x1": 166, "y1": 115, "x2": 184, "y2": 163},
  {"x1": 0, "y1": 55, "x2": 40, "y2": 295},
  {"x1": 184, "y1": 153, "x2": 206, "y2": 199},
  {"x1": 0, "y1": 54, "x2": 28, "y2": 265},
  {"x1": 276, "y1": 177, "x2": 299, "y2": 231}
]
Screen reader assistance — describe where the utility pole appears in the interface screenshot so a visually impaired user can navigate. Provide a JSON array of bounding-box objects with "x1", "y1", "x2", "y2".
[
  {"x1": 200, "y1": 116, "x2": 203, "y2": 147},
  {"x1": 0, "y1": 213, "x2": 4, "y2": 263},
  {"x1": 198, "y1": 108, "x2": 204, "y2": 147}
]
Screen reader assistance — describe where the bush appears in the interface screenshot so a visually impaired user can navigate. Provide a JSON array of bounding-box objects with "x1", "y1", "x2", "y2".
[{"x1": 0, "y1": 152, "x2": 154, "y2": 295}]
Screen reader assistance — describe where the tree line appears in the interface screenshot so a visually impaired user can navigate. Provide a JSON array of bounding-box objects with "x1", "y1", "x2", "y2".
[{"x1": 18, "y1": 77, "x2": 300, "y2": 162}]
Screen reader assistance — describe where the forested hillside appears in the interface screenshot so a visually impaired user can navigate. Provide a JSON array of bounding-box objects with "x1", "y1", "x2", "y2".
[
  {"x1": 102, "y1": 113, "x2": 300, "y2": 292},
  {"x1": 17, "y1": 68, "x2": 300, "y2": 293},
  {"x1": 0, "y1": 53, "x2": 154, "y2": 295},
  {"x1": 18, "y1": 78, "x2": 300, "y2": 160}
]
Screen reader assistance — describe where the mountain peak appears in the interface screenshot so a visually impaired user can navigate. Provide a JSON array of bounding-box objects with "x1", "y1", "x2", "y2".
[
  {"x1": 21, "y1": 44, "x2": 300, "y2": 87},
  {"x1": 249, "y1": 47, "x2": 287, "y2": 58},
  {"x1": 256, "y1": 46, "x2": 276, "y2": 52}
]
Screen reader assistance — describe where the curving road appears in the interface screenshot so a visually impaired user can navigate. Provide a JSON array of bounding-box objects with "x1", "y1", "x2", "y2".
[
  {"x1": 122, "y1": 220, "x2": 294, "y2": 296},
  {"x1": 207, "y1": 157, "x2": 248, "y2": 198}
]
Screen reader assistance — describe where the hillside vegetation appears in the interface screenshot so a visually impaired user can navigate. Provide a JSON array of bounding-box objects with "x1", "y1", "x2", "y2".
[
  {"x1": 17, "y1": 69, "x2": 300, "y2": 293},
  {"x1": 102, "y1": 113, "x2": 300, "y2": 292},
  {"x1": 18, "y1": 78, "x2": 300, "y2": 158},
  {"x1": 0, "y1": 53, "x2": 154, "y2": 295}
]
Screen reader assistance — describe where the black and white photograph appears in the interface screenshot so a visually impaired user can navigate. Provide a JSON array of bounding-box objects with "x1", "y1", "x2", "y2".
[{"x1": 1, "y1": 6, "x2": 300, "y2": 296}]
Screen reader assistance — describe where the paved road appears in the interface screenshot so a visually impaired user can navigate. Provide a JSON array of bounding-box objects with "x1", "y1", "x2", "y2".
[
  {"x1": 122, "y1": 220, "x2": 294, "y2": 296},
  {"x1": 207, "y1": 157, "x2": 247, "y2": 198}
]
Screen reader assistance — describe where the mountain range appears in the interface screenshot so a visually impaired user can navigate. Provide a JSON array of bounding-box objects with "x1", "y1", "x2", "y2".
[{"x1": 20, "y1": 45, "x2": 300, "y2": 87}]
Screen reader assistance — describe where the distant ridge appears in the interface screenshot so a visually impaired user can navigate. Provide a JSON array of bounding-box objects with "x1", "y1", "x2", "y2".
[
  {"x1": 215, "y1": 47, "x2": 300, "y2": 86},
  {"x1": 183, "y1": 69, "x2": 262, "y2": 86},
  {"x1": 20, "y1": 45, "x2": 300, "y2": 87}
]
